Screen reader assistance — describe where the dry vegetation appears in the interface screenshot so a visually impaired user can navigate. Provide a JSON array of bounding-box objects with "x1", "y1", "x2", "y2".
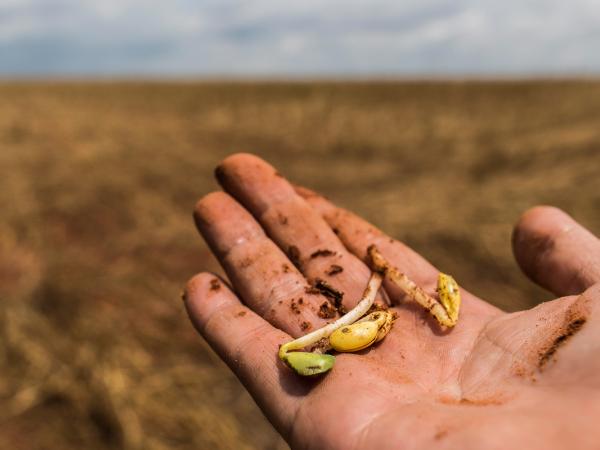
[{"x1": 1, "y1": 80, "x2": 599, "y2": 450}]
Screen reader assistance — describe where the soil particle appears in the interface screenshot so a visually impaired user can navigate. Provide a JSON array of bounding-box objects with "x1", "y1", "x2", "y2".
[
  {"x1": 290, "y1": 299, "x2": 302, "y2": 315},
  {"x1": 282, "y1": 263, "x2": 291, "y2": 273},
  {"x1": 326, "y1": 264, "x2": 344, "y2": 276},
  {"x1": 239, "y1": 257, "x2": 253, "y2": 268},
  {"x1": 300, "y1": 321, "x2": 312, "y2": 331},
  {"x1": 313, "y1": 278, "x2": 344, "y2": 310},
  {"x1": 236, "y1": 311, "x2": 247, "y2": 317},
  {"x1": 318, "y1": 301, "x2": 337, "y2": 319},
  {"x1": 513, "y1": 365, "x2": 530, "y2": 378},
  {"x1": 332, "y1": 227, "x2": 340, "y2": 235},
  {"x1": 309, "y1": 277, "x2": 347, "y2": 314},
  {"x1": 309, "y1": 337, "x2": 330, "y2": 352},
  {"x1": 434, "y1": 429, "x2": 448, "y2": 441},
  {"x1": 304, "y1": 286, "x2": 321, "y2": 295},
  {"x1": 538, "y1": 317, "x2": 587, "y2": 370},
  {"x1": 512, "y1": 362, "x2": 539, "y2": 382},
  {"x1": 310, "y1": 249, "x2": 336, "y2": 258},
  {"x1": 288, "y1": 245, "x2": 302, "y2": 269},
  {"x1": 367, "y1": 303, "x2": 389, "y2": 313},
  {"x1": 459, "y1": 397, "x2": 505, "y2": 406},
  {"x1": 278, "y1": 212, "x2": 288, "y2": 225},
  {"x1": 209, "y1": 279, "x2": 221, "y2": 291}
]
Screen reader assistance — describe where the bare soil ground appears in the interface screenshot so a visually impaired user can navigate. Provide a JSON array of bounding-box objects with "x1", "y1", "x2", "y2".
[{"x1": 1, "y1": 81, "x2": 599, "y2": 450}]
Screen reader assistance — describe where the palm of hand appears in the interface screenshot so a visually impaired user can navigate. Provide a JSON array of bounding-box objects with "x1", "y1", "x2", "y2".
[
  {"x1": 184, "y1": 154, "x2": 600, "y2": 450},
  {"x1": 291, "y1": 287, "x2": 599, "y2": 450}
]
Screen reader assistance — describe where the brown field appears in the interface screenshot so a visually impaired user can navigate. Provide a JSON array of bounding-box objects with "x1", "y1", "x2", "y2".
[{"x1": 1, "y1": 80, "x2": 599, "y2": 450}]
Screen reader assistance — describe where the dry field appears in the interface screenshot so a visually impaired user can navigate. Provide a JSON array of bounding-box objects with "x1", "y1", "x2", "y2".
[{"x1": 1, "y1": 81, "x2": 599, "y2": 450}]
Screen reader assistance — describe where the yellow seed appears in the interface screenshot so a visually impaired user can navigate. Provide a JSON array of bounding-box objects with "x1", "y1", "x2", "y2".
[
  {"x1": 437, "y1": 273, "x2": 461, "y2": 325},
  {"x1": 282, "y1": 351, "x2": 335, "y2": 376},
  {"x1": 329, "y1": 321, "x2": 379, "y2": 352}
]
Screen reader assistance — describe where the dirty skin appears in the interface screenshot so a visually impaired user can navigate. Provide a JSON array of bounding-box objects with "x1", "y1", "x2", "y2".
[
  {"x1": 310, "y1": 249, "x2": 336, "y2": 258},
  {"x1": 209, "y1": 279, "x2": 221, "y2": 291},
  {"x1": 326, "y1": 264, "x2": 344, "y2": 276},
  {"x1": 538, "y1": 317, "x2": 587, "y2": 370}
]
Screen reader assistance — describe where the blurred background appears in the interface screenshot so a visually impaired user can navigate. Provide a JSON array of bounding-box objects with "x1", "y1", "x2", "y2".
[{"x1": 1, "y1": 1, "x2": 600, "y2": 449}]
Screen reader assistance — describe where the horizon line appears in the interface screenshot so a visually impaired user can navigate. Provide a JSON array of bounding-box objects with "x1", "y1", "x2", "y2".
[{"x1": 2, "y1": 73, "x2": 600, "y2": 84}]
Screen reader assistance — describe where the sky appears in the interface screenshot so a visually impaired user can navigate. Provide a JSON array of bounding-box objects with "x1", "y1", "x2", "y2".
[{"x1": 1, "y1": 0, "x2": 599, "y2": 77}]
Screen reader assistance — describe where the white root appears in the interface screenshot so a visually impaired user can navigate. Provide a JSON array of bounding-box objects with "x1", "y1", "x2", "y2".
[{"x1": 279, "y1": 271, "x2": 383, "y2": 359}]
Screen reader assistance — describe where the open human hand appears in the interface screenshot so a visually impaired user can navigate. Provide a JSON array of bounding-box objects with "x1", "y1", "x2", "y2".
[{"x1": 184, "y1": 153, "x2": 600, "y2": 450}]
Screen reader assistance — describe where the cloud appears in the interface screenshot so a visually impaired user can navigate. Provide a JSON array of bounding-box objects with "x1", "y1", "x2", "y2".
[{"x1": 0, "y1": 0, "x2": 599, "y2": 75}]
